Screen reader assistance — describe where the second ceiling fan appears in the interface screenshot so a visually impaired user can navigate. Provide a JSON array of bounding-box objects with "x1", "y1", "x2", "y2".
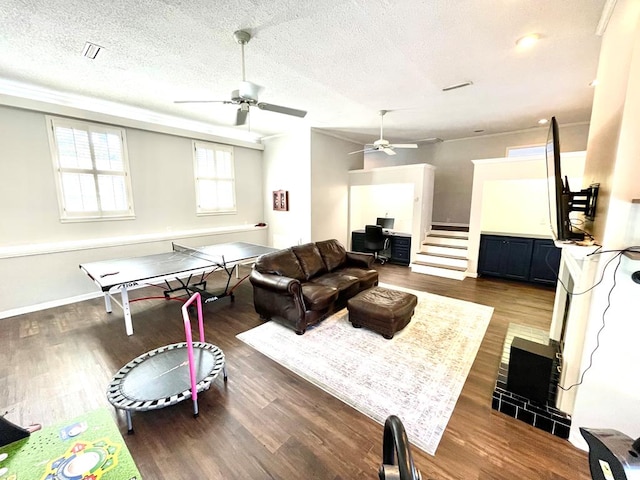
[
  {"x1": 349, "y1": 110, "x2": 418, "y2": 155},
  {"x1": 175, "y1": 30, "x2": 307, "y2": 126}
]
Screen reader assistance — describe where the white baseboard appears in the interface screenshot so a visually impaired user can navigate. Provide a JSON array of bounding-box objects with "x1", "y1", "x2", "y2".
[{"x1": 0, "y1": 292, "x2": 102, "y2": 320}]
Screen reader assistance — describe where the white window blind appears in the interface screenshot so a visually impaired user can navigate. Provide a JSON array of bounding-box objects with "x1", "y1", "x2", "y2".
[
  {"x1": 47, "y1": 116, "x2": 134, "y2": 221},
  {"x1": 193, "y1": 141, "x2": 236, "y2": 214}
]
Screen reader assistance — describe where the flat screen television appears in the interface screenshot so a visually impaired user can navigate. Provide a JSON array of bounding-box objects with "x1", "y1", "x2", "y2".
[
  {"x1": 376, "y1": 217, "x2": 395, "y2": 229},
  {"x1": 545, "y1": 116, "x2": 599, "y2": 242}
]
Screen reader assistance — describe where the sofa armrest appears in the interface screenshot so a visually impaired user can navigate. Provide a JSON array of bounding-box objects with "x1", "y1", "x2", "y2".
[
  {"x1": 345, "y1": 251, "x2": 375, "y2": 269},
  {"x1": 249, "y1": 269, "x2": 302, "y2": 295}
]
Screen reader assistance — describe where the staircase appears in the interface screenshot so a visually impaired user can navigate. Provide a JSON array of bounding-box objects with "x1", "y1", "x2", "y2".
[{"x1": 411, "y1": 225, "x2": 469, "y2": 280}]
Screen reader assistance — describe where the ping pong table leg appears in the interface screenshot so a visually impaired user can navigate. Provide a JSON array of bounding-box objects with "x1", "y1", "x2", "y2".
[
  {"x1": 120, "y1": 287, "x2": 134, "y2": 336},
  {"x1": 104, "y1": 292, "x2": 112, "y2": 313}
]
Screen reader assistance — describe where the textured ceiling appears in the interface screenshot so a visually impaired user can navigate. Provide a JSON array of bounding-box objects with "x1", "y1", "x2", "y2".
[{"x1": 0, "y1": 0, "x2": 607, "y2": 144}]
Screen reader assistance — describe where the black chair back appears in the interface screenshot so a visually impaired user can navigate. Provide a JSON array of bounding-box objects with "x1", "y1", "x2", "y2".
[{"x1": 364, "y1": 225, "x2": 387, "y2": 252}]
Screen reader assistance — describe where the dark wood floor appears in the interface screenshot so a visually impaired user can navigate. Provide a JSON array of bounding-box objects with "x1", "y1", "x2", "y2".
[{"x1": 0, "y1": 264, "x2": 591, "y2": 479}]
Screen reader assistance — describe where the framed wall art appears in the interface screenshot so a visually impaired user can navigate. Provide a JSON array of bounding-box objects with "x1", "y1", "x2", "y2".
[{"x1": 273, "y1": 190, "x2": 289, "y2": 211}]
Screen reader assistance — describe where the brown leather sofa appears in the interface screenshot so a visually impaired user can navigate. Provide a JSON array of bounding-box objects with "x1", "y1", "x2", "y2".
[{"x1": 249, "y1": 239, "x2": 379, "y2": 334}]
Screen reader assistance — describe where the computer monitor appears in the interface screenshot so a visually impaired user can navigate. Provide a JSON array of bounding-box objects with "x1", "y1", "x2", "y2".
[{"x1": 376, "y1": 217, "x2": 394, "y2": 229}]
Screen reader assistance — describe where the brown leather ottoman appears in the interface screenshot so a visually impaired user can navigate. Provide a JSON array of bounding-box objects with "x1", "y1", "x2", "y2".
[{"x1": 347, "y1": 286, "x2": 418, "y2": 339}]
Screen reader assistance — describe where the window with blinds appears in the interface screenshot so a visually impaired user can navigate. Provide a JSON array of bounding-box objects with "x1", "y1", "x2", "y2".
[
  {"x1": 193, "y1": 141, "x2": 236, "y2": 214},
  {"x1": 47, "y1": 116, "x2": 134, "y2": 221}
]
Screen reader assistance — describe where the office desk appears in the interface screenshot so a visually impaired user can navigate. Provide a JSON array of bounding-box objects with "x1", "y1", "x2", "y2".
[{"x1": 351, "y1": 230, "x2": 411, "y2": 266}]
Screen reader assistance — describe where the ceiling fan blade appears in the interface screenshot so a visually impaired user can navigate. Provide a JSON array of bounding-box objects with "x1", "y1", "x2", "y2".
[
  {"x1": 174, "y1": 100, "x2": 232, "y2": 104},
  {"x1": 389, "y1": 143, "x2": 418, "y2": 149},
  {"x1": 235, "y1": 106, "x2": 249, "y2": 126},
  {"x1": 257, "y1": 102, "x2": 307, "y2": 118},
  {"x1": 382, "y1": 147, "x2": 397, "y2": 156}
]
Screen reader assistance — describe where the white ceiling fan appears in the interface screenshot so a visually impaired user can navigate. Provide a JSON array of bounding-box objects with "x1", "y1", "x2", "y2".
[
  {"x1": 349, "y1": 110, "x2": 418, "y2": 155},
  {"x1": 174, "y1": 30, "x2": 307, "y2": 126}
]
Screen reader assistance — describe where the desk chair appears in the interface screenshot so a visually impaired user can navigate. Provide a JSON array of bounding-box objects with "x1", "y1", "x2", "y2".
[{"x1": 364, "y1": 225, "x2": 390, "y2": 264}]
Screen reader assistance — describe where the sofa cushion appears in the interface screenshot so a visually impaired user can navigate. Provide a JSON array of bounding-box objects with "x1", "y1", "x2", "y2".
[
  {"x1": 301, "y1": 283, "x2": 339, "y2": 311},
  {"x1": 254, "y1": 249, "x2": 305, "y2": 281},
  {"x1": 335, "y1": 267, "x2": 379, "y2": 290},
  {"x1": 316, "y1": 239, "x2": 347, "y2": 272},
  {"x1": 292, "y1": 243, "x2": 327, "y2": 280},
  {"x1": 311, "y1": 272, "x2": 360, "y2": 294}
]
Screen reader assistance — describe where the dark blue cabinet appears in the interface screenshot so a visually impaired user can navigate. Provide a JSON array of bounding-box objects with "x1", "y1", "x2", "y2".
[
  {"x1": 529, "y1": 239, "x2": 561, "y2": 285},
  {"x1": 479, "y1": 235, "x2": 559, "y2": 285}
]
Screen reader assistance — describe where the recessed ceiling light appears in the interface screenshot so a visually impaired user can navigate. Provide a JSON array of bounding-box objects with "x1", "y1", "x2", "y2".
[
  {"x1": 474, "y1": 129, "x2": 485, "y2": 133},
  {"x1": 589, "y1": 79, "x2": 599, "y2": 87},
  {"x1": 82, "y1": 41, "x2": 103, "y2": 59},
  {"x1": 516, "y1": 33, "x2": 540, "y2": 48},
  {"x1": 538, "y1": 118, "x2": 548, "y2": 125}
]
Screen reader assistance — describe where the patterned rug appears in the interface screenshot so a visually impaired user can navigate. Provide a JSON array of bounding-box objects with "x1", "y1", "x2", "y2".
[{"x1": 236, "y1": 283, "x2": 493, "y2": 455}]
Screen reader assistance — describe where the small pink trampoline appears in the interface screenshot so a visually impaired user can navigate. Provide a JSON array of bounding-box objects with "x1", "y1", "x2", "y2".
[{"x1": 106, "y1": 292, "x2": 227, "y2": 433}]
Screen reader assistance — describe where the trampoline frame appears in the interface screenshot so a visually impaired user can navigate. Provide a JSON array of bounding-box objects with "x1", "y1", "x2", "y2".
[{"x1": 106, "y1": 292, "x2": 227, "y2": 433}]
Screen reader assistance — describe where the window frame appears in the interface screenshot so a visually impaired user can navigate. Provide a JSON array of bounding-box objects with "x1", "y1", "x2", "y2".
[
  {"x1": 46, "y1": 115, "x2": 135, "y2": 222},
  {"x1": 506, "y1": 144, "x2": 546, "y2": 158},
  {"x1": 192, "y1": 140, "x2": 237, "y2": 215}
]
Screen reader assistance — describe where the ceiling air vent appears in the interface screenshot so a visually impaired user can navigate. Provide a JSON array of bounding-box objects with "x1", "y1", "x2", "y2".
[{"x1": 82, "y1": 42, "x2": 103, "y2": 59}]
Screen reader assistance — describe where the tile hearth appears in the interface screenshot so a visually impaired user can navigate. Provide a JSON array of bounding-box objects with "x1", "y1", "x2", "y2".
[{"x1": 492, "y1": 323, "x2": 571, "y2": 439}]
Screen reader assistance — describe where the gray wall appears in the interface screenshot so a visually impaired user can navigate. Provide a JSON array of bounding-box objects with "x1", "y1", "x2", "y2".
[
  {"x1": 364, "y1": 123, "x2": 590, "y2": 224},
  {"x1": 0, "y1": 104, "x2": 266, "y2": 316}
]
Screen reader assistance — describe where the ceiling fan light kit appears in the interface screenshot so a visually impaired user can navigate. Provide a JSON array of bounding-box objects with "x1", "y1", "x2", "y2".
[{"x1": 174, "y1": 30, "x2": 307, "y2": 126}]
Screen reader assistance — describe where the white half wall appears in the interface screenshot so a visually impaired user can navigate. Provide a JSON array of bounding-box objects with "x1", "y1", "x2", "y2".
[
  {"x1": 467, "y1": 152, "x2": 586, "y2": 275},
  {"x1": 348, "y1": 164, "x2": 435, "y2": 262},
  {"x1": 364, "y1": 123, "x2": 590, "y2": 225}
]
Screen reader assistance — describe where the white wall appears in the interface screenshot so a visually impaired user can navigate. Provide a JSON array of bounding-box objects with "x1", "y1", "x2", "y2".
[
  {"x1": 349, "y1": 164, "x2": 434, "y2": 263},
  {"x1": 310, "y1": 130, "x2": 363, "y2": 245},
  {"x1": 0, "y1": 104, "x2": 266, "y2": 317},
  {"x1": 262, "y1": 127, "x2": 312, "y2": 248},
  {"x1": 566, "y1": 0, "x2": 640, "y2": 449},
  {"x1": 467, "y1": 152, "x2": 586, "y2": 275},
  {"x1": 349, "y1": 183, "x2": 414, "y2": 234},
  {"x1": 364, "y1": 123, "x2": 590, "y2": 225}
]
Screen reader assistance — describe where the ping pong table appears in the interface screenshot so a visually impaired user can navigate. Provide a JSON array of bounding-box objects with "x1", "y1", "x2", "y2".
[{"x1": 79, "y1": 241, "x2": 276, "y2": 335}]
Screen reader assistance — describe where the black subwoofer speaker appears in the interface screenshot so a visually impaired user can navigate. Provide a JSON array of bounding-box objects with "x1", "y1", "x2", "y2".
[{"x1": 507, "y1": 337, "x2": 557, "y2": 404}]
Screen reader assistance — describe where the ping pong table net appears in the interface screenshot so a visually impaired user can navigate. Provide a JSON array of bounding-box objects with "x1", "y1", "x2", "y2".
[{"x1": 172, "y1": 242, "x2": 225, "y2": 268}]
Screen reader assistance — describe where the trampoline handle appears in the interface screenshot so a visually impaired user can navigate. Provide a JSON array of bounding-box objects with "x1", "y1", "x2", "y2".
[{"x1": 182, "y1": 292, "x2": 204, "y2": 403}]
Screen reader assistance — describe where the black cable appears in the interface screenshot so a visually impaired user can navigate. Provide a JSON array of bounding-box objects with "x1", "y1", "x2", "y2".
[
  {"x1": 553, "y1": 246, "x2": 640, "y2": 297},
  {"x1": 558, "y1": 252, "x2": 623, "y2": 391}
]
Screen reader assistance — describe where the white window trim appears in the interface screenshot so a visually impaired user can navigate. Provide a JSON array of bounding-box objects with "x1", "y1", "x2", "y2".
[
  {"x1": 46, "y1": 115, "x2": 135, "y2": 222},
  {"x1": 193, "y1": 140, "x2": 237, "y2": 215}
]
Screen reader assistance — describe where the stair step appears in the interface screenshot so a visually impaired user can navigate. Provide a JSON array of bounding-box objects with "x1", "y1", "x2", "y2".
[
  {"x1": 412, "y1": 261, "x2": 467, "y2": 272},
  {"x1": 431, "y1": 224, "x2": 470, "y2": 233},
  {"x1": 419, "y1": 252, "x2": 468, "y2": 261},
  {"x1": 411, "y1": 263, "x2": 466, "y2": 280},
  {"x1": 428, "y1": 233, "x2": 469, "y2": 240},
  {"x1": 422, "y1": 242, "x2": 468, "y2": 250}
]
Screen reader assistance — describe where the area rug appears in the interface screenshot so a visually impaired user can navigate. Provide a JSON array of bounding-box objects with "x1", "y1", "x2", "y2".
[{"x1": 236, "y1": 283, "x2": 493, "y2": 455}]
